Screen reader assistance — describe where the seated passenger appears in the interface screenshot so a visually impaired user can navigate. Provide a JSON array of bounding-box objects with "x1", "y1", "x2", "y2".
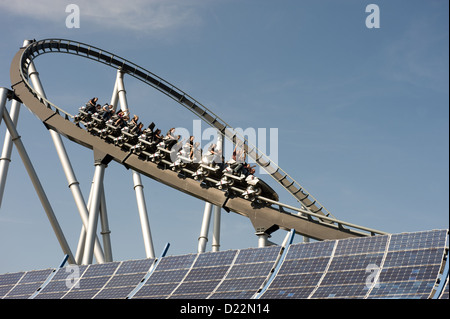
[
  {"x1": 192, "y1": 142, "x2": 202, "y2": 163},
  {"x1": 165, "y1": 128, "x2": 176, "y2": 140},
  {"x1": 130, "y1": 122, "x2": 144, "y2": 135},
  {"x1": 85, "y1": 97, "x2": 98, "y2": 113},
  {"x1": 152, "y1": 129, "x2": 163, "y2": 145},
  {"x1": 114, "y1": 114, "x2": 129, "y2": 129},
  {"x1": 102, "y1": 104, "x2": 115, "y2": 121},
  {"x1": 187, "y1": 136, "x2": 195, "y2": 159},
  {"x1": 164, "y1": 128, "x2": 180, "y2": 149},
  {"x1": 202, "y1": 144, "x2": 219, "y2": 166}
]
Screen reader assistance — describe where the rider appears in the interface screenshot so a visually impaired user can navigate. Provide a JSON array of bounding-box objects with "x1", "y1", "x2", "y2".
[{"x1": 85, "y1": 97, "x2": 98, "y2": 113}]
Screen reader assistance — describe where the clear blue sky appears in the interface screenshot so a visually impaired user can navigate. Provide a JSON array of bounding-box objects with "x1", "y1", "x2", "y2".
[{"x1": 0, "y1": 0, "x2": 448, "y2": 274}]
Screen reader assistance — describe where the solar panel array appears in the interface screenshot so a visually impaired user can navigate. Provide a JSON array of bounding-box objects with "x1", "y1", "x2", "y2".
[{"x1": 0, "y1": 229, "x2": 447, "y2": 299}]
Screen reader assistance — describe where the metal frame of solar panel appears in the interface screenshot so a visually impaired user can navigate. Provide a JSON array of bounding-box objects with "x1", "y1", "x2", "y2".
[
  {"x1": 366, "y1": 230, "x2": 448, "y2": 299},
  {"x1": 439, "y1": 278, "x2": 449, "y2": 299}
]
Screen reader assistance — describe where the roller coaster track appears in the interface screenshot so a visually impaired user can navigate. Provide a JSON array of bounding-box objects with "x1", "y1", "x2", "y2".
[{"x1": 9, "y1": 39, "x2": 386, "y2": 240}]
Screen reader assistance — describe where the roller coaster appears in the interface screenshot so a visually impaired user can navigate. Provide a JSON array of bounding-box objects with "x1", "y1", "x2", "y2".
[{"x1": 1, "y1": 39, "x2": 387, "y2": 266}]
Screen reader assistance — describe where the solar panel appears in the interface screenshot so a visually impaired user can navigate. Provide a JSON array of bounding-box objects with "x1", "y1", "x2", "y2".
[
  {"x1": 366, "y1": 230, "x2": 448, "y2": 299},
  {"x1": 260, "y1": 241, "x2": 337, "y2": 299},
  {"x1": 1, "y1": 229, "x2": 447, "y2": 299},
  {"x1": 2, "y1": 269, "x2": 54, "y2": 299},
  {"x1": 262, "y1": 233, "x2": 394, "y2": 299},
  {"x1": 168, "y1": 250, "x2": 238, "y2": 298},
  {"x1": 284, "y1": 240, "x2": 336, "y2": 260},
  {"x1": 334, "y1": 235, "x2": 388, "y2": 256},
  {"x1": 388, "y1": 230, "x2": 447, "y2": 252},
  {"x1": 208, "y1": 246, "x2": 282, "y2": 299},
  {"x1": 132, "y1": 253, "x2": 198, "y2": 299},
  {"x1": 33, "y1": 265, "x2": 89, "y2": 299},
  {"x1": 93, "y1": 259, "x2": 154, "y2": 299},
  {"x1": 0, "y1": 272, "x2": 25, "y2": 298}
]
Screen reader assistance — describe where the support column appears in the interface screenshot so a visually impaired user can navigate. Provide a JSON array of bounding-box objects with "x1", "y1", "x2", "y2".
[
  {"x1": 2, "y1": 107, "x2": 75, "y2": 264},
  {"x1": 211, "y1": 132, "x2": 224, "y2": 252},
  {"x1": 0, "y1": 88, "x2": 8, "y2": 127},
  {"x1": 0, "y1": 98, "x2": 21, "y2": 208},
  {"x1": 82, "y1": 161, "x2": 106, "y2": 265},
  {"x1": 99, "y1": 189, "x2": 113, "y2": 262},
  {"x1": 133, "y1": 172, "x2": 155, "y2": 258},
  {"x1": 27, "y1": 58, "x2": 105, "y2": 264},
  {"x1": 198, "y1": 202, "x2": 212, "y2": 253},
  {"x1": 212, "y1": 205, "x2": 221, "y2": 252},
  {"x1": 115, "y1": 69, "x2": 155, "y2": 258},
  {"x1": 256, "y1": 232, "x2": 269, "y2": 248}
]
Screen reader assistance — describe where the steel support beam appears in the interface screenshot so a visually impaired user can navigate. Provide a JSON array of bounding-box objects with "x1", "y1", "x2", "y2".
[
  {"x1": 115, "y1": 69, "x2": 155, "y2": 258},
  {"x1": 82, "y1": 161, "x2": 106, "y2": 265},
  {"x1": 0, "y1": 97, "x2": 20, "y2": 208},
  {"x1": 27, "y1": 57, "x2": 106, "y2": 264},
  {"x1": 2, "y1": 107, "x2": 75, "y2": 264},
  {"x1": 198, "y1": 202, "x2": 212, "y2": 253}
]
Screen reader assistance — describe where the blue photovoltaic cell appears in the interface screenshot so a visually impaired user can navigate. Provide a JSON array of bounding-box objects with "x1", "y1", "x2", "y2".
[
  {"x1": 114, "y1": 258, "x2": 154, "y2": 274},
  {"x1": 266, "y1": 272, "x2": 324, "y2": 289},
  {"x1": 172, "y1": 280, "x2": 222, "y2": 295},
  {"x1": 312, "y1": 284, "x2": 370, "y2": 299},
  {"x1": 284, "y1": 240, "x2": 335, "y2": 260},
  {"x1": 383, "y1": 249, "x2": 443, "y2": 268},
  {"x1": 183, "y1": 265, "x2": 229, "y2": 282},
  {"x1": 233, "y1": 246, "x2": 281, "y2": 264},
  {"x1": 0, "y1": 272, "x2": 25, "y2": 298},
  {"x1": 82, "y1": 262, "x2": 120, "y2": 277},
  {"x1": 155, "y1": 254, "x2": 197, "y2": 271},
  {"x1": 334, "y1": 235, "x2": 388, "y2": 256},
  {"x1": 277, "y1": 257, "x2": 329, "y2": 275},
  {"x1": 210, "y1": 291, "x2": 256, "y2": 299},
  {"x1": 388, "y1": 230, "x2": 447, "y2": 252},
  {"x1": 226, "y1": 262, "x2": 275, "y2": 279},
  {"x1": 193, "y1": 250, "x2": 237, "y2": 267},
  {"x1": 369, "y1": 280, "x2": 436, "y2": 299},
  {"x1": 261, "y1": 287, "x2": 315, "y2": 299},
  {"x1": 133, "y1": 282, "x2": 179, "y2": 298},
  {"x1": 327, "y1": 253, "x2": 384, "y2": 272}
]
